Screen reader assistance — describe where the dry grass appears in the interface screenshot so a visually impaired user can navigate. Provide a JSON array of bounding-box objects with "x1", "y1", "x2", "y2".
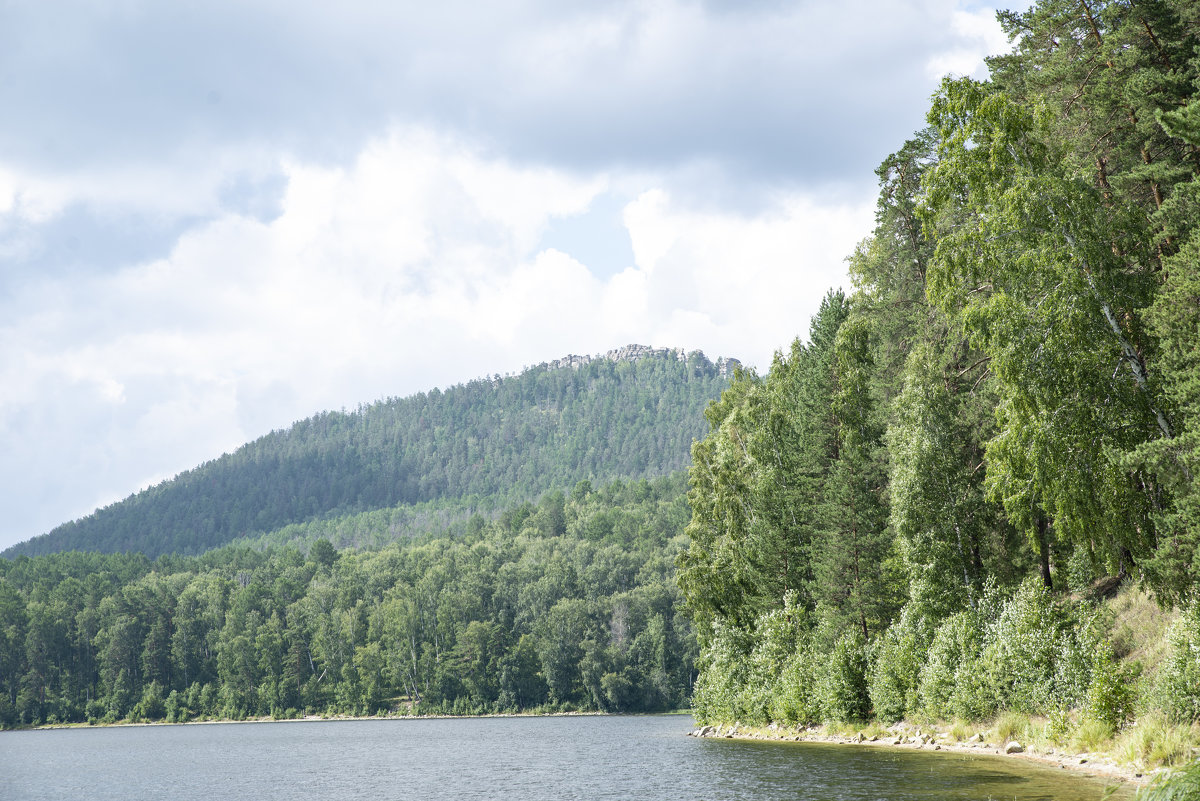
[
  {"x1": 948, "y1": 719, "x2": 976, "y2": 742},
  {"x1": 1070, "y1": 718, "x2": 1115, "y2": 753},
  {"x1": 1114, "y1": 714, "x2": 1200, "y2": 769},
  {"x1": 995, "y1": 711, "x2": 1031, "y2": 743},
  {"x1": 1109, "y1": 586, "x2": 1177, "y2": 683}
]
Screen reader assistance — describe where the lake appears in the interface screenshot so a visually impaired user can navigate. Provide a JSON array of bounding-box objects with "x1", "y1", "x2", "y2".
[{"x1": 0, "y1": 715, "x2": 1129, "y2": 800}]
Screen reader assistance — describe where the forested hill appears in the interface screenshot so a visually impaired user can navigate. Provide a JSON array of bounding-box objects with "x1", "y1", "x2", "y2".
[{"x1": 6, "y1": 346, "x2": 738, "y2": 559}]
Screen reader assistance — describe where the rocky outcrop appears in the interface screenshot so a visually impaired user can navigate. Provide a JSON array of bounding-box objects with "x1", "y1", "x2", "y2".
[{"x1": 542, "y1": 344, "x2": 740, "y2": 377}]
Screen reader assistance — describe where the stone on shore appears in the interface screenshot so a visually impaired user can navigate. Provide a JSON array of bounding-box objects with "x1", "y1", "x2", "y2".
[{"x1": 1005, "y1": 741, "x2": 1024, "y2": 754}]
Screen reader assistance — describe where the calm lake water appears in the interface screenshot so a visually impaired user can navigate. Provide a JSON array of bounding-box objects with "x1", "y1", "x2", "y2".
[{"x1": 1, "y1": 715, "x2": 1129, "y2": 801}]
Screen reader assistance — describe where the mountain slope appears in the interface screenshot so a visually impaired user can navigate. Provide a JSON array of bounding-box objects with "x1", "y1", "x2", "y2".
[{"x1": 6, "y1": 346, "x2": 737, "y2": 558}]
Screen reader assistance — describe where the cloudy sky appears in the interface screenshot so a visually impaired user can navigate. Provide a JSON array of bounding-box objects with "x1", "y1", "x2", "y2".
[{"x1": 0, "y1": 0, "x2": 1016, "y2": 551}]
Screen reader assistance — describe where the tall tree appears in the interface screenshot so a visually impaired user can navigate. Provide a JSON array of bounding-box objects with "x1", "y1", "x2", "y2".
[
  {"x1": 811, "y1": 316, "x2": 896, "y2": 640},
  {"x1": 921, "y1": 76, "x2": 1167, "y2": 583}
]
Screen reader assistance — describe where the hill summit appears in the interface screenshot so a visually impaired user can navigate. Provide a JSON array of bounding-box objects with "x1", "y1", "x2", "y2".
[{"x1": 5, "y1": 345, "x2": 737, "y2": 559}]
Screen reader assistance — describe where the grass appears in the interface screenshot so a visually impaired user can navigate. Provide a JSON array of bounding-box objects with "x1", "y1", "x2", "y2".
[
  {"x1": 1071, "y1": 718, "x2": 1116, "y2": 753},
  {"x1": 995, "y1": 711, "x2": 1031, "y2": 743},
  {"x1": 1115, "y1": 714, "x2": 1200, "y2": 769},
  {"x1": 1137, "y1": 758, "x2": 1200, "y2": 801},
  {"x1": 860, "y1": 720, "x2": 891, "y2": 740},
  {"x1": 823, "y1": 720, "x2": 861, "y2": 738},
  {"x1": 948, "y1": 719, "x2": 976, "y2": 742},
  {"x1": 1109, "y1": 586, "x2": 1177, "y2": 687}
]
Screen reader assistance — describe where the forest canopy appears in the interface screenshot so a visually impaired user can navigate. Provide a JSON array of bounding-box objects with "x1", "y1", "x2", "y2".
[{"x1": 678, "y1": 0, "x2": 1200, "y2": 733}]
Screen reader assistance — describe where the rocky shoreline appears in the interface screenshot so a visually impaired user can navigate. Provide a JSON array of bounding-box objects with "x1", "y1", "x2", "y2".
[{"x1": 688, "y1": 721, "x2": 1155, "y2": 787}]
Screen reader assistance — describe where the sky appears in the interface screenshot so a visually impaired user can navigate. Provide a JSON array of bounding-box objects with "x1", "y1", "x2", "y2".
[{"x1": 0, "y1": 0, "x2": 1017, "y2": 552}]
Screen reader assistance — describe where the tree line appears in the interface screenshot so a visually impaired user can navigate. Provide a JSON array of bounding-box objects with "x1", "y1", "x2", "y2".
[
  {"x1": 0, "y1": 476, "x2": 696, "y2": 728},
  {"x1": 679, "y1": 0, "x2": 1200, "y2": 736}
]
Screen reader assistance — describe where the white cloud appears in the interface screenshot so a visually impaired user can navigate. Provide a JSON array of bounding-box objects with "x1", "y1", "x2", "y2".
[
  {"x1": 0, "y1": 127, "x2": 875, "y2": 547},
  {"x1": 0, "y1": 0, "x2": 1022, "y2": 549},
  {"x1": 925, "y1": 8, "x2": 1011, "y2": 79}
]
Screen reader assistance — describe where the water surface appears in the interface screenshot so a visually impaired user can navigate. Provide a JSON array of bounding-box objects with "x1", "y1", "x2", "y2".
[{"x1": 0, "y1": 715, "x2": 1129, "y2": 800}]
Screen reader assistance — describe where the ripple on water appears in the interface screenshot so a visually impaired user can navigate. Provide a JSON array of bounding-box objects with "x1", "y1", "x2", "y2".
[{"x1": 0, "y1": 716, "x2": 1130, "y2": 801}]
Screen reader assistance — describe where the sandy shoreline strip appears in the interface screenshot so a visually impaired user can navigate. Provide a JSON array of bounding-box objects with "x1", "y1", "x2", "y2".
[{"x1": 688, "y1": 722, "x2": 1155, "y2": 787}]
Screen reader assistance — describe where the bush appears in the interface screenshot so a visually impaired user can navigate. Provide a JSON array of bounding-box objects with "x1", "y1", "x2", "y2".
[
  {"x1": 1066, "y1": 543, "x2": 1099, "y2": 594},
  {"x1": 134, "y1": 681, "x2": 166, "y2": 722},
  {"x1": 691, "y1": 622, "x2": 753, "y2": 724},
  {"x1": 918, "y1": 610, "x2": 988, "y2": 720},
  {"x1": 769, "y1": 643, "x2": 821, "y2": 726},
  {"x1": 1158, "y1": 605, "x2": 1200, "y2": 725},
  {"x1": 1085, "y1": 642, "x2": 1137, "y2": 733},
  {"x1": 869, "y1": 607, "x2": 931, "y2": 723},
  {"x1": 819, "y1": 631, "x2": 871, "y2": 723},
  {"x1": 978, "y1": 578, "x2": 1094, "y2": 714},
  {"x1": 1045, "y1": 706, "x2": 1072, "y2": 745}
]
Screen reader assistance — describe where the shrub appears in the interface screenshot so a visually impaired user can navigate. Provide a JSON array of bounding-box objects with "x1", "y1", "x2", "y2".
[
  {"x1": 134, "y1": 681, "x2": 165, "y2": 722},
  {"x1": 819, "y1": 630, "x2": 871, "y2": 723},
  {"x1": 743, "y1": 602, "x2": 810, "y2": 725},
  {"x1": 769, "y1": 644, "x2": 821, "y2": 726},
  {"x1": 1044, "y1": 706, "x2": 1072, "y2": 745},
  {"x1": 691, "y1": 622, "x2": 752, "y2": 724},
  {"x1": 1085, "y1": 641, "x2": 1137, "y2": 734},
  {"x1": 979, "y1": 578, "x2": 1094, "y2": 714},
  {"x1": 1065, "y1": 543, "x2": 1099, "y2": 594},
  {"x1": 1158, "y1": 605, "x2": 1200, "y2": 725},
  {"x1": 918, "y1": 610, "x2": 992, "y2": 720},
  {"x1": 869, "y1": 606, "x2": 931, "y2": 723}
]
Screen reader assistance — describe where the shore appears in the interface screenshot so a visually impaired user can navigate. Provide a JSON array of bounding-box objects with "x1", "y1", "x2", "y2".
[
  {"x1": 688, "y1": 720, "x2": 1157, "y2": 787},
  {"x1": 29, "y1": 708, "x2": 612, "y2": 731}
]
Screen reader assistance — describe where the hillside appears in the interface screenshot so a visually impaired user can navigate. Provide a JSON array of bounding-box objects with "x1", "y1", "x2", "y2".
[{"x1": 6, "y1": 345, "x2": 737, "y2": 559}]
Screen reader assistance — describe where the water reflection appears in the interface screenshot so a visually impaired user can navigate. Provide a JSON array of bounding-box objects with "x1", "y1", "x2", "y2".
[{"x1": 0, "y1": 716, "x2": 1130, "y2": 801}]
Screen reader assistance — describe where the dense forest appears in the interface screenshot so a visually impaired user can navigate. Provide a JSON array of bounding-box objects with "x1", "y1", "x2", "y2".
[
  {"x1": 0, "y1": 476, "x2": 696, "y2": 727},
  {"x1": 4, "y1": 0, "x2": 1200, "y2": 766},
  {"x1": 6, "y1": 348, "x2": 733, "y2": 559},
  {"x1": 678, "y1": 0, "x2": 1200, "y2": 755}
]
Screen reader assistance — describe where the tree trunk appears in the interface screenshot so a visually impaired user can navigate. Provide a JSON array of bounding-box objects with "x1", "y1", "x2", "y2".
[{"x1": 1036, "y1": 514, "x2": 1053, "y2": 590}]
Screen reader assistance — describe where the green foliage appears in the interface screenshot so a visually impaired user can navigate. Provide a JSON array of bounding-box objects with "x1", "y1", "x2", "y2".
[
  {"x1": 978, "y1": 579, "x2": 1097, "y2": 715},
  {"x1": 818, "y1": 630, "x2": 871, "y2": 724},
  {"x1": 690, "y1": 598, "x2": 821, "y2": 727},
  {"x1": 680, "y1": 293, "x2": 849, "y2": 636},
  {"x1": 868, "y1": 607, "x2": 932, "y2": 723},
  {"x1": 681, "y1": 0, "x2": 1200, "y2": 739},
  {"x1": 923, "y1": 76, "x2": 1162, "y2": 581},
  {"x1": 887, "y1": 344, "x2": 994, "y2": 619},
  {"x1": 1085, "y1": 642, "x2": 1137, "y2": 734},
  {"x1": 0, "y1": 477, "x2": 696, "y2": 727},
  {"x1": 690, "y1": 622, "x2": 754, "y2": 725},
  {"x1": 1137, "y1": 759, "x2": 1200, "y2": 801},
  {"x1": 9, "y1": 351, "x2": 732, "y2": 559},
  {"x1": 1157, "y1": 605, "x2": 1200, "y2": 725},
  {"x1": 928, "y1": 610, "x2": 993, "y2": 721}
]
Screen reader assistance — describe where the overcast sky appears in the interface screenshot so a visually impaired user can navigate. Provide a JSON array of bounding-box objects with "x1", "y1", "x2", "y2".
[{"x1": 0, "y1": 0, "x2": 1017, "y2": 551}]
